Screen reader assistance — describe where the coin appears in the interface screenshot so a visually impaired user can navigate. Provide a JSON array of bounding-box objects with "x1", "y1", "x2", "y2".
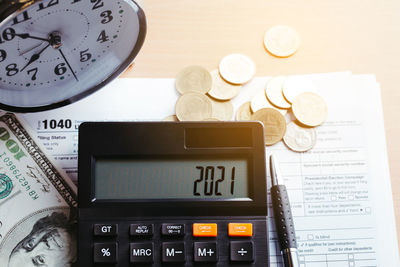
[
  {"x1": 175, "y1": 65, "x2": 212, "y2": 94},
  {"x1": 203, "y1": 118, "x2": 220, "y2": 121},
  {"x1": 264, "y1": 25, "x2": 300, "y2": 57},
  {"x1": 208, "y1": 70, "x2": 242, "y2": 100},
  {"x1": 176, "y1": 92, "x2": 213, "y2": 121},
  {"x1": 219, "y1": 54, "x2": 256, "y2": 85},
  {"x1": 163, "y1": 115, "x2": 179, "y2": 121},
  {"x1": 283, "y1": 121, "x2": 317, "y2": 152},
  {"x1": 265, "y1": 76, "x2": 291, "y2": 109},
  {"x1": 282, "y1": 76, "x2": 317, "y2": 103},
  {"x1": 209, "y1": 97, "x2": 234, "y2": 121},
  {"x1": 291, "y1": 92, "x2": 328, "y2": 127},
  {"x1": 236, "y1": 102, "x2": 253, "y2": 121},
  {"x1": 250, "y1": 89, "x2": 287, "y2": 115},
  {"x1": 251, "y1": 108, "x2": 286, "y2": 146}
]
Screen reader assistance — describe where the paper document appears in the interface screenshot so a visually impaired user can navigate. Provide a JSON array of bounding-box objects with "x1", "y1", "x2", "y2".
[{"x1": 21, "y1": 72, "x2": 399, "y2": 266}]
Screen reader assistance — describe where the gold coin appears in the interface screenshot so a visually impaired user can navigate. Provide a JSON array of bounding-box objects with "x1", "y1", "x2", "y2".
[
  {"x1": 207, "y1": 70, "x2": 242, "y2": 100},
  {"x1": 236, "y1": 102, "x2": 253, "y2": 121},
  {"x1": 175, "y1": 65, "x2": 212, "y2": 94},
  {"x1": 219, "y1": 54, "x2": 256, "y2": 85},
  {"x1": 251, "y1": 108, "x2": 286, "y2": 146},
  {"x1": 292, "y1": 92, "x2": 328, "y2": 127},
  {"x1": 176, "y1": 92, "x2": 213, "y2": 121},
  {"x1": 163, "y1": 115, "x2": 179, "y2": 121},
  {"x1": 208, "y1": 97, "x2": 234, "y2": 121},
  {"x1": 283, "y1": 121, "x2": 317, "y2": 152},
  {"x1": 282, "y1": 76, "x2": 317, "y2": 103},
  {"x1": 264, "y1": 25, "x2": 300, "y2": 57},
  {"x1": 265, "y1": 76, "x2": 291, "y2": 109},
  {"x1": 250, "y1": 89, "x2": 287, "y2": 115}
]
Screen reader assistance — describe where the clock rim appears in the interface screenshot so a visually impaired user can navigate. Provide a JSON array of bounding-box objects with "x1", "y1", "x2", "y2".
[{"x1": 0, "y1": 0, "x2": 147, "y2": 113}]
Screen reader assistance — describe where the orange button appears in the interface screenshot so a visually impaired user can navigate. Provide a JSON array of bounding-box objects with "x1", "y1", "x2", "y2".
[
  {"x1": 228, "y1": 223, "x2": 253, "y2": 237},
  {"x1": 193, "y1": 223, "x2": 218, "y2": 237}
]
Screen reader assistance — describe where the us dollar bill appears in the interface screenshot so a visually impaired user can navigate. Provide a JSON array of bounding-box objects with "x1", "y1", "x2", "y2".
[{"x1": 0, "y1": 113, "x2": 77, "y2": 267}]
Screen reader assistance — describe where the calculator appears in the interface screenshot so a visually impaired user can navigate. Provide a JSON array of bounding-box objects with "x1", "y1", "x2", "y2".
[{"x1": 78, "y1": 122, "x2": 269, "y2": 266}]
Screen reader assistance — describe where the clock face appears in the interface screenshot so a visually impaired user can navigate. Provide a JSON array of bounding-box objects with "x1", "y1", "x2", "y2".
[{"x1": 0, "y1": 0, "x2": 145, "y2": 111}]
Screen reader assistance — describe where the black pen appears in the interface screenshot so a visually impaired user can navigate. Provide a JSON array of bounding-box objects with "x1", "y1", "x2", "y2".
[{"x1": 269, "y1": 154, "x2": 300, "y2": 267}]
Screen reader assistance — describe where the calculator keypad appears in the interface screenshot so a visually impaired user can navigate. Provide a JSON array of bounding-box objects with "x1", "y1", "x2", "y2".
[{"x1": 81, "y1": 218, "x2": 268, "y2": 266}]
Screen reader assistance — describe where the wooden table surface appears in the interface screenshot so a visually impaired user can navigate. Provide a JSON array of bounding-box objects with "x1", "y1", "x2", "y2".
[{"x1": 123, "y1": 0, "x2": 400, "y2": 248}]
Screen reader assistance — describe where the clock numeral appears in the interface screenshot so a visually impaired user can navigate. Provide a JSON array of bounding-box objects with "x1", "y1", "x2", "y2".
[
  {"x1": 0, "y1": 28, "x2": 16, "y2": 43},
  {"x1": 0, "y1": 50, "x2": 7, "y2": 62},
  {"x1": 100, "y1": 10, "x2": 113, "y2": 24},
  {"x1": 91, "y1": 0, "x2": 104, "y2": 10},
  {"x1": 5, "y1": 63, "x2": 19, "y2": 77},
  {"x1": 71, "y1": 0, "x2": 82, "y2": 3},
  {"x1": 97, "y1": 30, "x2": 109, "y2": 43},
  {"x1": 80, "y1": 49, "x2": 92, "y2": 62},
  {"x1": 27, "y1": 68, "x2": 38, "y2": 81},
  {"x1": 12, "y1": 11, "x2": 31, "y2": 25},
  {"x1": 37, "y1": 0, "x2": 59, "y2": 11},
  {"x1": 54, "y1": 63, "x2": 67, "y2": 76}
]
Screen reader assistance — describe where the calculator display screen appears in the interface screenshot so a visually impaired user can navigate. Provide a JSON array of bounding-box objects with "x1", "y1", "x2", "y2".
[{"x1": 94, "y1": 158, "x2": 249, "y2": 200}]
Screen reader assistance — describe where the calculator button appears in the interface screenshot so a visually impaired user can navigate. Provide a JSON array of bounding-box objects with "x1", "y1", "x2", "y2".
[
  {"x1": 228, "y1": 223, "x2": 253, "y2": 237},
  {"x1": 93, "y1": 243, "x2": 118, "y2": 264},
  {"x1": 93, "y1": 224, "x2": 118, "y2": 237},
  {"x1": 130, "y1": 224, "x2": 153, "y2": 237},
  {"x1": 130, "y1": 243, "x2": 154, "y2": 263},
  {"x1": 194, "y1": 242, "x2": 218, "y2": 262},
  {"x1": 230, "y1": 241, "x2": 254, "y2": 262},
  {"x1": 161, "y1": 223, "x2": 185, "y2": 236},
  {"x1": 162, "y1": 242, "x2": 185, "y2": 263},
  {"x1": 193, "y1": 223, "x2": 217, "y2": 237}
]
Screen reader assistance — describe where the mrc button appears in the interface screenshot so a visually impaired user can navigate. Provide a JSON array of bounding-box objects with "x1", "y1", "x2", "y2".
[
  {"x1": 130, "y1": 243, "x2": 154, "y2": 263},
  {"x1": 130, "y1": 224, "x2": 153, "y2": 237},
  {"x1": 93, "y1": 224, "x2": 118, "y2": 237},
  {"x1": 161, "y1": 223, "x2": 185, "y2": 236}
]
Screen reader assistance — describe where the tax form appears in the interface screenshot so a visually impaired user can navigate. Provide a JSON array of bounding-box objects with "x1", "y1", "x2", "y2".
[{"x1": 20, "y1": 72, "x2": 399, "y2": 266}]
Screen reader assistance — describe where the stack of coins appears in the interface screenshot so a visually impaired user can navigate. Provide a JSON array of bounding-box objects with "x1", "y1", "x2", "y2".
[
  {"x1": 166, "y1": 25, "x2": 328, "y2": 152},
  {"x1": 170, "y1": 54, "x2": 256, "y2": 122}
]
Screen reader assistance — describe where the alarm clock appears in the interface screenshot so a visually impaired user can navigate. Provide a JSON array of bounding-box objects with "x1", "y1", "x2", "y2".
[{"x1": 0, "y1": 0, "x2": 146, "y2": 112}]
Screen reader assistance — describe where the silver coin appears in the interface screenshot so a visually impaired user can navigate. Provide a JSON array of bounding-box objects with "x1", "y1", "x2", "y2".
[{"x1": 283, "y1": 121, "x2": 317, "y2": 152}]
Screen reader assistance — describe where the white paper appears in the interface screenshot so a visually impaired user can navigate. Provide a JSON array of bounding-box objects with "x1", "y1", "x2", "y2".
[{"x1": 20, "y1": 72, "x2": 399, "y2": 266}]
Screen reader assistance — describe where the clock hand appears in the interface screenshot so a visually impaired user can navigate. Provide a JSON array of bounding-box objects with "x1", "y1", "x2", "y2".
[
  {"x1": 13, "y1": 33, "x2": 50, "y2": 43},
  {"x1": 59, "y1": 48, "x2": 79, "y2": 82},
  {"x1": 20, "y1": 43, "x2": 51, "y2": 72},
  {"x1": 19, "y1": 43, "x2": 44, "y2": 56}
]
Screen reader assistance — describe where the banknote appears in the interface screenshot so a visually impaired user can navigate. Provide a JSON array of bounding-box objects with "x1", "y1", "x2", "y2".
[{"x1": 0, "y1": 113, "x2": 77, "y2": 267}]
